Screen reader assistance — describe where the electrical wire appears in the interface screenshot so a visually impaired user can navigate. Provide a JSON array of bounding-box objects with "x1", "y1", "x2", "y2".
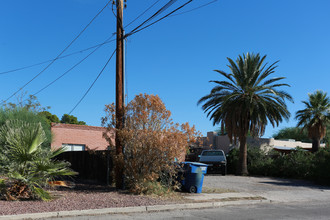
[
  {"x1": 0, "y1": 0, "x2": 163, "y2": 76},
  {"x1": 0, "y1": 0, "x2": 209, "y2": 76},
  {"x1": 0, "y1": 37, "x2": 116, "y2": 75},
  {"x1": 30, "y1": 35, "x2": 115, "y2": 99},
  {"x1": 68, "y1": 48, "x2": 117, "y2": 115},
  {"x1": 1, "y1": 0, "x2": 112, "y2": 104},
  {"x1": 126, "y1": 0, "x2": 193, "y2": 37},
  {"x1": 128, "y1": 0, "x2": 178, "y2": 34},
  {"x1": 170, "y1": 0, "x2": 217, "y2": 17},
  {"x1": 124, "y1": 0, "x2": 162, "y2": 28},
  {"x1": 69, "y1": 0, "x2": 193, "y2": 112}
]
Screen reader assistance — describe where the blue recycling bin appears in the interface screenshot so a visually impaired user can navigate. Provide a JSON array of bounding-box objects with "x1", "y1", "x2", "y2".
[{"x1": 181, "y1": 162, "x2": 208, "y2": 193}]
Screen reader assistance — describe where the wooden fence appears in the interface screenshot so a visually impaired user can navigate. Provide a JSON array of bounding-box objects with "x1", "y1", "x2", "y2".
[{"x1": 56, "y1": 150, "x2": 114, "y2": 184}]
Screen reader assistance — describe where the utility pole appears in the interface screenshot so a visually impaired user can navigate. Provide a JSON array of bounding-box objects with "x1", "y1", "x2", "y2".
[{"x1": 115, "y1": 0, "x2": 124, "y2": 189}]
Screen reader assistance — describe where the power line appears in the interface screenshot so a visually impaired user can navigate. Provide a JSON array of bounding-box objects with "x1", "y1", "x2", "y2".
[
  {"x1": 124, "y1": 0, "x2": 162, "y2": 28},
  {"x1": 64, "y1": 0, "x2": 195, "y2": 112},
  {"x1": 1, "y1": 0, "x2": 112, "y2": 104},
  {"x1": 170, "y1": 0, "x2": 218, "y2": 17},
  {"x1": 30, "y1": 35, "x2": 115, "y2": 98},
  {"x1": 128, "y1": 0, "x2": 178, "y2": 35},
  {"x1": 0, "y1": 0, "x2": 212, "y2": 76},
  {"x1": 68, "y1": 49, "x2": 117, "y2": 115},
  {"x1": 126, "y1": 0, "x2": 193, "y2": 37},
  {"x1": 0, "y1": 37, "x2": 116, "y2": 75}
]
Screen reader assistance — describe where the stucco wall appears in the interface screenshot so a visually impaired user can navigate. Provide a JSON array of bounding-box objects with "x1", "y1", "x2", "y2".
[{"x1": 198, "y1": 132, "x2": 323, "y2": 153}]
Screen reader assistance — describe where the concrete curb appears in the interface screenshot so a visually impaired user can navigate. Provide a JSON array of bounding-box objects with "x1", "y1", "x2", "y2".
[{"x1": 0, "y1": 199, "x2": 271, "y2": 220}]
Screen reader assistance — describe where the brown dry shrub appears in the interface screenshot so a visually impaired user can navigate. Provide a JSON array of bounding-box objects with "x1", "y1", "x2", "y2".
[{"x1": 102, "y1": 94, "x2": 200, "y2": 194}]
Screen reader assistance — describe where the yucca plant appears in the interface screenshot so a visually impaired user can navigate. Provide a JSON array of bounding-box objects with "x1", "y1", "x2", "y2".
[{"x1": 0, "y1": 120, "x2": 76, "y2": 201}]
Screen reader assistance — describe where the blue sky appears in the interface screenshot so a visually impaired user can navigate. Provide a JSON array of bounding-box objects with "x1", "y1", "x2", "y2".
[{"x1": 0, "y1": 0, "x2": 329, "y2": 137}]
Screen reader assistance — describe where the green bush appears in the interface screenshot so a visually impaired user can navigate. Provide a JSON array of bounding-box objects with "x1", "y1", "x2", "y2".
[
  {"x1": 312, "y1": 148, "x2": 330, "y2": 185},
  {"x1": 226, "y1": 148, "x2": 239, "y2": 174},
  {"x1": 227, "y1": 147, "x2": 315, "y2": 179},
  {"x1": 247, "y1": 147, "x2": 274, "y2": 176},
  {"x1": 0, "y1": 108, "x2": 52, "y2": 149}
]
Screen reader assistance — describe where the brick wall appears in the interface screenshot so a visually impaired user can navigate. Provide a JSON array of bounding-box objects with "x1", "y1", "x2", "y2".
[{"x1": 51, "y1": 123, "x2": 115, "y2": 151}]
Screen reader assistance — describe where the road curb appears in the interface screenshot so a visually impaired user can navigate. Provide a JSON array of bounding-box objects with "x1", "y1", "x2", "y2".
[{"x1": 0, "y1": 199, "x2": 270, "y2": 220}]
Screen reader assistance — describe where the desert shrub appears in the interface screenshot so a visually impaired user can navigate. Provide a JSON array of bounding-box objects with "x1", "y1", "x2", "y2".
[
  {"x1": 102, "y1": 94, "x2": 200, "y2": 194},
  {"x1": 228, "y1": 145, "x2": 330, "y2": 185},
  {"x1": 270, "y1": 149, "x2": 314, "y2": 179},
  {"x1": 312, "y1": 148, "x2": 330, "y2": 185},
  {"x1": 0, "y1": 120, "x2": 76, "y2": 201},
  {"x1": 247, "y1": 147, "x2": 274, "y2": 176},
  {"x1": 0, "y1": 108, "x2": 52, "y2": 149}
]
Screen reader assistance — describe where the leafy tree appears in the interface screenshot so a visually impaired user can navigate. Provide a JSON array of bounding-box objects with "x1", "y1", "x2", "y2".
[
  {"x1": 2, "y1": 92, "x2": 50, "y2": 112},
  {"x1": 0, "y1": 120, "x2": 76, "y2": 201},
  {"x1": 38, "y1": 111, "x2": 60, "y2": 126},
  {"x1": 102, "y1": 94, "x2": 200, "y2": 193},
  {"x1": 273, "y1": 127, "x2": 310, "y2": 142},
  {"x1": 60, "y1": 114, "x2": 86, "y2": 125},
  {"x1": 295, "y1": 90, "x2": 330, "y2": 152},
  {"x1": 198, "y1": 53, "x2": 293, "y2": 175}
]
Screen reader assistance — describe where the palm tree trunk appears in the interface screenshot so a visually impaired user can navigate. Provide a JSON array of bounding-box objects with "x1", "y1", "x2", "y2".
[
  {"x1": 237, "y1": 135, "x2": 248, "y2": 175},
  {"x1": 312, "y1": 138, "x2": 320, "y2": 153}
]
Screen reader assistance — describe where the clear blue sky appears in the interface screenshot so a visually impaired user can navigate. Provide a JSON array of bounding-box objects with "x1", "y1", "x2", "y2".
[{"x1": 1, "y1": 0, "x2": 329, "y2": 137}]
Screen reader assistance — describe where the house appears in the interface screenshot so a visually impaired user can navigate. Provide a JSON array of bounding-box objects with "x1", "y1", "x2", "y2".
[
  {"x1": 51, "y1": 123, "x2": 115, "y2": 151},
  {"x1": 198, "y1": 131, "x2": 325, "y2": 154}
]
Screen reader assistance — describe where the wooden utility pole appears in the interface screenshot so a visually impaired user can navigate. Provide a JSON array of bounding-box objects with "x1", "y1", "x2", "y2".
[{"x1": 115, "y1": 0, "x2": 124, "y2": 189}]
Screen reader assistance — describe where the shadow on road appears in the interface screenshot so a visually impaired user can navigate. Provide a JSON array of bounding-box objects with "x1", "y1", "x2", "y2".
[{"x1": 256, "y1": 177, "x2": 330, "y2": 190}]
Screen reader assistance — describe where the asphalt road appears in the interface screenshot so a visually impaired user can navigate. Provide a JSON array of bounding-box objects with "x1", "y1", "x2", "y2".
[
  {"x1": 49, "y1": 201, "x2": 330, "y2": 220},
  {"x1": 48, "y1": 175, "x2": 330, "y2": 220}
]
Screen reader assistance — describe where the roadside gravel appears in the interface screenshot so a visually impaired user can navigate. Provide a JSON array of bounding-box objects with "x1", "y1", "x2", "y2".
[{"x1": 0, "y1": 181, "x2": 175, "y2": 216}]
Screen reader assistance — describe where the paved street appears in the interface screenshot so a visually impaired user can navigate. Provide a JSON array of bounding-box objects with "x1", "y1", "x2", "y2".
[
  {"x1": 51, "y1": 201, "x2": 330, "y2": 220},
  {"x1": 47, "y1": 175, "x2": 330, "y2": 220},
  {"x1": 203, "y1": 175, "x2": 330, "y2": 203}
]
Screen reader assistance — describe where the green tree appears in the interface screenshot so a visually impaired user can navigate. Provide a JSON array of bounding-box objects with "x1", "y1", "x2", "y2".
[
  {"x1": 60, "y1": 114, "x2": 86, "y2": 125},
  {"x1": 198, "y1": 53, "x2": 293, "y2": 175},
  {"x1": 38, "y1": 111, "x2": 60, "y2": 126},
  {"x1": 2, "y1": 92, "x2": 50, "y2": 112},
  {"x1": 273, "y1": 127, "x2": 310, "y2": 142},
  {"x1": 295, "y1": 90, "x2": 330, "y2": 152}
]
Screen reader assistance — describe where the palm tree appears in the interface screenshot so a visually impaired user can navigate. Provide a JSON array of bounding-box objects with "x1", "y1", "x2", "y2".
[
  {"x1": 0, "y1": 120, "x2": 76, "y2": 201},
  {"x1": 198, "y1": 53, "x2": 293, "y2": 175},
  {"x1": 295, "y1": 90, "x2": 330, "y2": 152}
]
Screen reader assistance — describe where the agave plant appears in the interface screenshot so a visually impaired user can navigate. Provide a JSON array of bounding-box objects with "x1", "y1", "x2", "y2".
[{"x1": 0, "y1": 120, "x2": 76, "y2": 201}]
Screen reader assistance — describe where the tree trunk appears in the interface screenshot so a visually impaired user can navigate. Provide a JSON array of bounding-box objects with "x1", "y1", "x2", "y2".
[
  {"x1": 237, "y1": 135, "x2": 248, "y2": 175},
  {"x1": 312, "y1": 138, "x2": 320, "y2": 153}
]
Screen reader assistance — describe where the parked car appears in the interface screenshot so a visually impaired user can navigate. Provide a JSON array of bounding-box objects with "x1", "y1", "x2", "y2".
[{"x1": 198, "y1": 150, "x2": 227, "y2": 175}]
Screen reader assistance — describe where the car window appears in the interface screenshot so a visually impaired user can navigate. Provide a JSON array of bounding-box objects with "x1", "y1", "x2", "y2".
[{"x1": 202, "y1": 151, "x2": 224, "y2": 156}]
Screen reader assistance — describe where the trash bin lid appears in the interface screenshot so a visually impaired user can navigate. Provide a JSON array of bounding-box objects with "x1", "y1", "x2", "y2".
[{"x1": 182, "y1": 162, "x2": 208, "y2": 167}]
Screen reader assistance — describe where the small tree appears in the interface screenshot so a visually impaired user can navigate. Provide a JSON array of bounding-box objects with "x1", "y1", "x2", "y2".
[
  {"x1": 2, "y1": 92, "x2": 50, "y2": 112},
  {"x1": 38, "y1": 111, "x2": 60, "y2": 126},
  {"x1": 102, "y1": 94, "x2": 199, "y2": 194},
  {"x1": 273, "y1": 127, "x2": 310, "y2": 142},
  {"x1": 61, "y1": 114, "x2": 86, "y2": 125}
]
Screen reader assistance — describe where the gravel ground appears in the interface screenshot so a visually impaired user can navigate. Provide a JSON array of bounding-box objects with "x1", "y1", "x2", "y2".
[{"x1": 0, "y1": 181, "x2": 175, "y2": 216}]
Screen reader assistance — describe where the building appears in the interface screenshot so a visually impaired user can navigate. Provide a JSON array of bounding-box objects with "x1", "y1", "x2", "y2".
[
  {"x1": 51, "y1": 123, "x2": 115, "y2": 151},
  {"x1": 199, "y1": 131, "x2": 325, "y2": 153}
]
